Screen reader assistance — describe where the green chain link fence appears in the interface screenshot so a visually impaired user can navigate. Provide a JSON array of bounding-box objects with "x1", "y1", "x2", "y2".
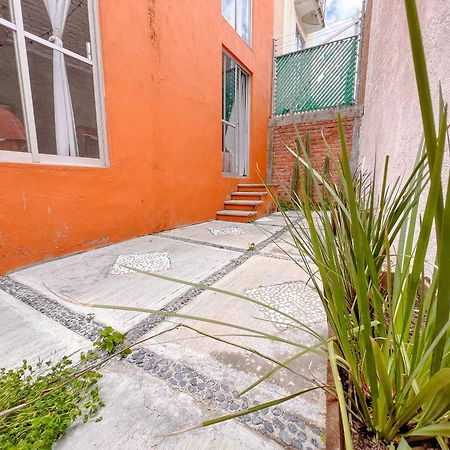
[{"x1": 274, "y1": 36, "x2": 359, "y2": 116}]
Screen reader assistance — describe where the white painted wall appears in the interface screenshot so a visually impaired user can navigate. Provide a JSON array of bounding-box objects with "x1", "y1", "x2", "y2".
[
  {"x1": 274, "y1": 0, "x2": 313, "y2": 55},
  {"x1": 358, "y1": 0, "x2": 450, "y2": 261},
  {"x1": 359, "y1": 0, "x2": 449, "y2": 182}
]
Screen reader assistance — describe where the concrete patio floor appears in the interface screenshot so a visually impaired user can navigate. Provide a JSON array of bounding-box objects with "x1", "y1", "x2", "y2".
[{"x1": 0, "y1": 214, "x2": 327, "y2": 449}]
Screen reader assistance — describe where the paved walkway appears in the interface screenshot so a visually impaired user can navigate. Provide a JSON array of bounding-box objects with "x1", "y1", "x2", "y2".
[{"x1": 0, "y1": 213, "x2": 326, "y2": 449}]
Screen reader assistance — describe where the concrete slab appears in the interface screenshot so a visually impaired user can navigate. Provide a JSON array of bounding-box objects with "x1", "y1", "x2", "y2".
[
  {"x1": 260, "y1": 217, "x2": 321, "y2": 260},
  {"x1": 56, "y1": 359, "x2": 283, "y2": 450},
  {"x1": 141, "y1": 255, "x2": 327, "y2": 429},
  {"x1": 161, "y1": 220, "x2": 282, "y2": 250},
  {"x1": 12, "y1": 236, "x2": 241, "y2": 332},
  {"x1": 0, "y1": 290, "x2": 90, "y2": 369},
  {"x1": 272, "y1": 211, "x2": 303, "y2": 219},
  {"x1": 261, "y1": 230, "x2": 300, "y2": 259},
  {"x1": 254, "y1": 215, "x2": 293, "y2": 227}
]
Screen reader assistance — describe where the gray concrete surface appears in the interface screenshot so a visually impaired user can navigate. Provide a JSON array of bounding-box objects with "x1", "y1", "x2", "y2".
[
  {"x1": 0, "y1": 290, "x2": 90, "y2": 369},
  {"x1": 2, "y1": 215, "x2": 326, "y2": 449},
  {"x1": 255, "y1": 214, "x2": 299, "y2": 227},
  {"x1": 161, "y1": 220, "x2": 282, "y2": 250},
  {"x1": 56, "y1": 360, "x2": 283, "y2": 450},
  {"x1": 12, "y1": 235, "x2": 241, "y2": 332},
  {"x1": 141, "y1": 254, "x2": 327, "y2": 429},
  {"x1": 261, "y1": 230, "x2": 300, "y2": 258}
]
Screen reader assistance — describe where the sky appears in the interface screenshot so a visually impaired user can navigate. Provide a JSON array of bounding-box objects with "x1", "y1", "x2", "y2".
[
  {"x1": 314, "y1": 0, "x2": 364, "y2": 43},
  {"x1": 325, "y1": 0, "x2": 364, "y2": 24}
]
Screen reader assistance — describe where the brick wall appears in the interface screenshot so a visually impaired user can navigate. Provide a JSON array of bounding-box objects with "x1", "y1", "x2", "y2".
[{"x1": 270, "y1": 115, "x2": 355, "y2": 201}]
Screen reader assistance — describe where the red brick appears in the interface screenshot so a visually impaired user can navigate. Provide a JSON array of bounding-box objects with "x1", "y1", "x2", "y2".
[{"x1": 271, "y1": 117, "x2": 354, "y2": 202}]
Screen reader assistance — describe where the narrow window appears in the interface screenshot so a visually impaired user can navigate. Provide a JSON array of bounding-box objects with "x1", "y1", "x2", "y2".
[
  {"x1": 0, "y1": 0, "x2": 107, "y2": 165},
  {"x1": 221, "y1": 0, "x2": 251, "y2": 45},
  {"x1": 222, "y1": 52, "x2": 249, "y2": 177}
]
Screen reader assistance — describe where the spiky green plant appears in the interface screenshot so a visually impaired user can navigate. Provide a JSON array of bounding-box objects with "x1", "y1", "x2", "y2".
[
  {"x1": 290, "y1": 132, "x2": 313, "y2": 204},
  {"x1": 291, "y1": 138, "x2": 301, "y2": 200}
]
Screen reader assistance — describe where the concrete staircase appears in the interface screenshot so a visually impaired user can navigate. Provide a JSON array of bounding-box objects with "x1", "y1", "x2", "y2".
[{"x1": 216, "y1": 184, "x2": 277, "y2": 222}]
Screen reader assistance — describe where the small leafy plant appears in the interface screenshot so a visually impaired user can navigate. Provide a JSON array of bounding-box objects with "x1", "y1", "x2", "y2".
[
  {"x1": 0, "y1": 357, "x2": 103, "y2": 449},
  {"x1": 0, "y1": 325, "x2": 130, "y2": 448},
  {"x1": 94, "y1": 326, "x2": 131, "y2": 357}
]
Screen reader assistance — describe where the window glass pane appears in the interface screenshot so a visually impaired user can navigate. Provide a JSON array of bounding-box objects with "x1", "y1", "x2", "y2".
[
  {"x1": 236, "y1": 0, "x2": 250, "y2": 44},
  {"x1": 222, "y1": 122, "x2": 237, "y2": 173},
  {"x1": 222, "y1": 52, "x2": 249, "y2": 176},
  {"x1": 27, "y1": 41, "x2": 99, "y2": 157},
  {"x1": 21, "y1": 1, "x2": 52, "y2": 41},
  {"x1": 27, "y1": 42, "x2": 55, "y2": 154},
  {"x1": 0, "y1": 0, "x2": 11, "y2": 21},
  {"x1": 21, "y1": 0, "x2": 91, "y2": 58},
  {"x1": 67, "y1": 58, "x2": 99, "y2": 158},
  {"x1": 222, "y1": 0, "x2": 235, "y2": 27},
  {"x1": 223, "y1": 56, "x2": 237, "y2": 124},
  {"x1": 0, "y1": 26, "x2": 28, "y2": 153}
]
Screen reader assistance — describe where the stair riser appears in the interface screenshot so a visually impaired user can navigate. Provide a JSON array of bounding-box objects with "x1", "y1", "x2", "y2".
[
  {"x1": 225, "y1": 204, "x2": 255, "y2": 212},
  {"x1": 216, "y1": 214, "x2": 255, "y2": 223},
  {"x1": 231, "y1": 194, "x2": 265, "y2": 201},
  {"x1": 238, "y1": 185, "x2": 279, "y2": 194},
  {"x1": 237, "y1": 186, "x2": 266, "y2": 192},
  {"x1": 225, "y1": 203, "x2": 265, "y2": 212}
]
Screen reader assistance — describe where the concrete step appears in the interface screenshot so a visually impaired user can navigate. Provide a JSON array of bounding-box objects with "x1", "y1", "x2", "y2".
[
  {"x1": 216, "y1": 210, "x2": 257, "y2": 223},
  {"x1": 237, "y1": 183, "x2": 266, "y2": 192},
  {"x1": 237, "y1": 183, "x2": 279, "y2": 193},
  {"x1": 224, "y1": 200, "x2": 264, "y2": 212},
  {"x1": 231, "y1": 191, "x2": 268, "y2": 201}
]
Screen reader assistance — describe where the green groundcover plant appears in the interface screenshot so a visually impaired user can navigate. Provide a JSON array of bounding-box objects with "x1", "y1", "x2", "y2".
[
  {"x1": 66, "y1": 0, "x2": 448, "y2": 448},
  {"x1": 0, "y1": 326, "x2": 131, "y2": 449},
  {"x1": 0, "y1": 357, "x2": 103, "y2": 449}
]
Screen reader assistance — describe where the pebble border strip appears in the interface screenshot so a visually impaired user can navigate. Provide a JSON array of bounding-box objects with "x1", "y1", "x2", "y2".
[
  {"x1": 128, "y1": 347, "x2": 323, "y2": 449},
  {"x1": 0, "y1": 276, "x2": 105, "y2": 341}
]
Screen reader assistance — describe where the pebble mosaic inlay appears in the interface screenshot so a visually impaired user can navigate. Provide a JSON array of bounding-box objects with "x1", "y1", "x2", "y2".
[
  {"x1": 245, "y1": 281, "x2": 326, "y2": 330},
  {"x1": 111, "y1": 252, "x2": 171, "y2": 275},
  {"x1": 208, "y1": 227, "x2": 245, "y2": 236}
]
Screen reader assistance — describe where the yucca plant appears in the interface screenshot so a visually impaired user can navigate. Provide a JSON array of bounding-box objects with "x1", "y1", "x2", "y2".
[
  {"x1": 276, "y1": 0, "x2": 450, "y2": 445},
  {"x1": 283, "y1": 114, "x2": 449, "y2": 448},
  {"x1": 65, "y1": 0, "x2": 449, "y2": 448}
]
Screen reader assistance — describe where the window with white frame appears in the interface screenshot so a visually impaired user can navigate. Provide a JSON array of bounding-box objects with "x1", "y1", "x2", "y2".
[
  {"x1": 0, "y1": 0, "x2": 106, "y2": 166},
  {"x1": 222, "y1": 52, "x2": 249, "y2": 177},
  {"x1": 221, "y1": 0, "x2": 251, "y2": 45}
]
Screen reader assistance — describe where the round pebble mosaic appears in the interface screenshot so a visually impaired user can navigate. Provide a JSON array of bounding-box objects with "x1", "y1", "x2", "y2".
[
  {"x1": 208, "y1": 227, "x2": 245, "y2": 236},
  {"x1": 245, "y1": 281, "x2": 326, "y2": 330},
  {"x1": 111, "y1": 252, "x2": 171, "y2": 275}
]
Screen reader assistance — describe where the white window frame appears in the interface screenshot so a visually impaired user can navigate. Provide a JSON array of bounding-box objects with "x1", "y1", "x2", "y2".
[
  {"x1": 222, "y1": 0, "x2": 252, "y2": 47},
  {"x1": 222, "y1": 51, "x2": 250, "y2": 178},
  {"x1": 0, "y1": 0, "x2": 108, "y2": 167}
]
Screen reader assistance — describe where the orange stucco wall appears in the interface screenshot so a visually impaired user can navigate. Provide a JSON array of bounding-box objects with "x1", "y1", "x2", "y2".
[{"x1": 0, "y1": 0, "x2": 274, "y2": 274}]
